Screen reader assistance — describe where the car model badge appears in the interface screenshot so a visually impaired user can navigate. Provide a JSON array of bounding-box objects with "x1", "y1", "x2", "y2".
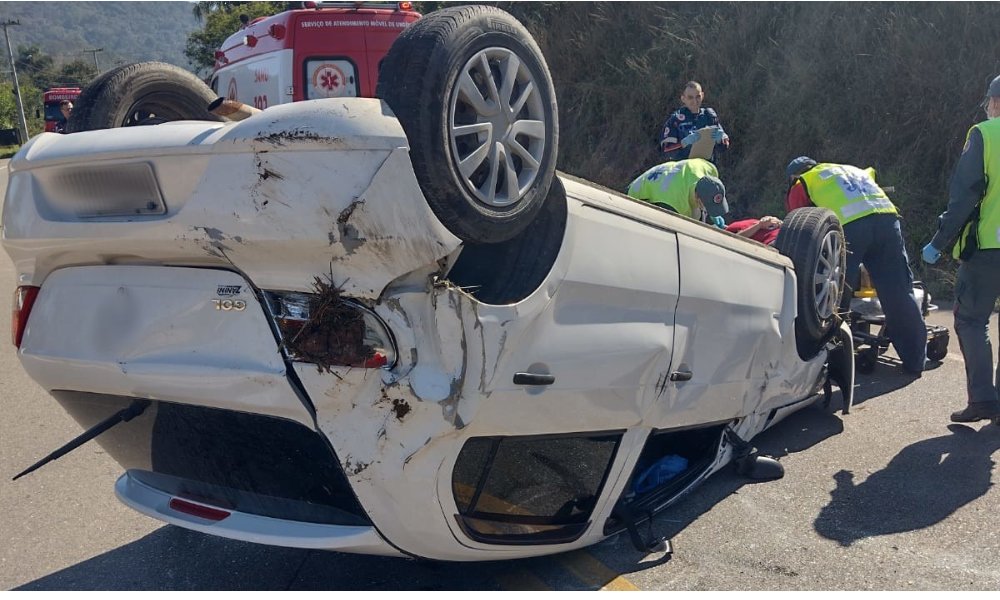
[{"x1": 217, "y1": 285, "x2": 242, "y2": 297}]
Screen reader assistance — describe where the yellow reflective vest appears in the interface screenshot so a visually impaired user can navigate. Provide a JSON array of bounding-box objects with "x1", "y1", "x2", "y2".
[
  {"x1": 627, "y1": 158, "x2": 717, "y2": 219},
  {"x1": 954, "y1": 117, "x2": 1000, "y2": 259},
  {"x1": 797, "y1": 163, "x2": 897, "y2": 225}
]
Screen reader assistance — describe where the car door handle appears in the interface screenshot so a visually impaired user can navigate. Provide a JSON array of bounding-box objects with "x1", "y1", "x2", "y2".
[
  {"x1": 513, "y1": 373, "x2": 555, "y2": 386},
  {"x1": 669, "y1": 371, "x2": 692, "y2": 382}
]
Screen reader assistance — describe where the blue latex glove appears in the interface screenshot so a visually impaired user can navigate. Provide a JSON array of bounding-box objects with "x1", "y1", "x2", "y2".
[
  {"x1": 712, "y1": 215, "x2": 726, "y2": 229},
  {"x1": 711, "y1": 127, "x2": 725, "y2": 142},
  {"x1": 681, "y1": 130, "x2": 701, "y2": 147},
  {"x1": 922, "y1": 243, "x2": 942, "y2": 264}
]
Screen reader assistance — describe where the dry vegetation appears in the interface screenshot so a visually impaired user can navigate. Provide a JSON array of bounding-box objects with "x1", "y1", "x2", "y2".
[{"x1": 486, "y1": 1, "x2": 1000, "y2": 296}]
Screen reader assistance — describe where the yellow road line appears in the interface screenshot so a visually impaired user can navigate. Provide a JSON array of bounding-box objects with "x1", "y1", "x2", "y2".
[
  {"x1": 554, "y1": 550, "x2": 641, "y2": 591},
  {"x1": 495, "y1": 568, "x2": 552, "y2": 591}
]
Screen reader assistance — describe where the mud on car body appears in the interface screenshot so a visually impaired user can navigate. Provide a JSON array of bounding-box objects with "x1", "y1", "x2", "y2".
[{"x1": 2, "y1": 6, "x2": 853, "y2": 561}]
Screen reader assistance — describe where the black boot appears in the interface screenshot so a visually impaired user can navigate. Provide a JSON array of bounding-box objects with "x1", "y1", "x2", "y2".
[{"x1": 950, "y1": 401, "x2": 1000, "y2": 423}]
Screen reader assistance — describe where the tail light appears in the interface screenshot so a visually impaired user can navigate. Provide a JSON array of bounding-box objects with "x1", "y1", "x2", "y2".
[
  {"x1": 12, "y1": 286, "x2": 40, "y2": 348},
  {"x1": 262, "y1": 291, "x2": 396, "y2": 370}
]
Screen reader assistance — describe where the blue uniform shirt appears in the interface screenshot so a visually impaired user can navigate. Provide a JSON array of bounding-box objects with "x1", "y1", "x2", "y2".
[{"x1": 658, "y1": 106, "x2": 729, "y2": 162}]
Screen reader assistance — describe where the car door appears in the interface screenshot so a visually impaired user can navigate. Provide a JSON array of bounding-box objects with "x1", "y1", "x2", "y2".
[
  {"x1": 473, "y1": 200, "x2": 681, "y2": 435},
  {"x1": 645, "y1": 232, "x2": 789, "y2": 429}
]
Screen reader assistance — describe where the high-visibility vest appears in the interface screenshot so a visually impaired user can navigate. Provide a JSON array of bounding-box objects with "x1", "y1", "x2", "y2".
[
  {"x1": 954, "y1": 117, "x2": 1000, "y2": 259},
  {"x1": 627, "y1": 158, "x2": 717, "y2": 219},
  {"x1": 797, "y1": 163, "x2": 897, "y2": 225}
]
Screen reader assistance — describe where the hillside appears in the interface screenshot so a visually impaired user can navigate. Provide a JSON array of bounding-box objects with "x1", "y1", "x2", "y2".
[{"x1": 0, "y1": 2, "x2": 199, "y2": 70}]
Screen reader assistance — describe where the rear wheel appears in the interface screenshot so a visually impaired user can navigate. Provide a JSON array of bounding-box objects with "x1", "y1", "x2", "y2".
[
  {"x1": 68, "y1": 62, "x2": 221, "y2": 132},
  {"x1": 377, "y1": 6, "x2": 559, "y2": 244},
  {"x1": 775, "y1": 207, "x2": 847, "y2": 358}
]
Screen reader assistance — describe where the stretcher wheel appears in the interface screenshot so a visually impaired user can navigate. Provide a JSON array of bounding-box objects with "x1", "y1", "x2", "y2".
[
  {"x1": 927, "y1": 332, "x2": 949, "y2": 362},
  {"x1": 856, "y1": 347, "x2": 877, "y2": 374},
  {"x1": 927, "y1": 327, "x2": 951, "y2": 361}
]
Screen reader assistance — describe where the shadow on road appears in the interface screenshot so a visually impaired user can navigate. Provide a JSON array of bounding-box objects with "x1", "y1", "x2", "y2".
[
  {"x1": 850, "y1": 359, "x2": 943, "y2": 407},
  {"x1": 14, "y1": 524, "x2": 531, "y2": 590},
  {"x1": 814, "y1": 423, "x2": 1000, "y2": 546}
]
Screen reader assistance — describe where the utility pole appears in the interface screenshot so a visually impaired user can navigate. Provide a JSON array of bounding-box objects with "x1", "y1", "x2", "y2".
[
  {"x1": 83, "y1": 47, "x2": 103, "y2": 73},
  {"x1": 1, "y1": 19, "x2": 29, "y2": 144}
]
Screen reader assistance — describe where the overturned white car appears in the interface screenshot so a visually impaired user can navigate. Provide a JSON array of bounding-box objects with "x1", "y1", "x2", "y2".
[{"x1": 2, "y1": 6, "x2": 853, "y2": 561}]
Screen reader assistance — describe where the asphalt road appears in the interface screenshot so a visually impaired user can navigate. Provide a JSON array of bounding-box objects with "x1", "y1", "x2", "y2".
[{"x1": 2, "y1": 157, "x2": 999, "y2": 590}]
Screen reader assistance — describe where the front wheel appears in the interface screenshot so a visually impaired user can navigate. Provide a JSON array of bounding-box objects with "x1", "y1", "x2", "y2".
[{"x1": 775, "y1": 207, "x2": 847, "y2": 358}]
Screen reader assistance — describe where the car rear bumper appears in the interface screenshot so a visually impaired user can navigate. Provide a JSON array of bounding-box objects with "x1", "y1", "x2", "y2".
[{"x1": 115, "y1": 472, "x2": 401, "y2": 555}]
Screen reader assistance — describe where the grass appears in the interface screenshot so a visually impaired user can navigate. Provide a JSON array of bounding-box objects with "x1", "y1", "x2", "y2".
[{"x1": 0, "y1": 145, "x2": 19, "y2": 159}]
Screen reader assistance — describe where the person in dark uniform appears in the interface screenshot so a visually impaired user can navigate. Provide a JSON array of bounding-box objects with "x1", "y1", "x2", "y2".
[
  {"x1": 922, "y1": 74, "x2": 1000, "y2": 423},
  {"x1": 54, "y1": 100, "x2": 73, "y2": 134},
  {"x1": 658, "y1": 81, "x2": 730, "y2": 163},
  {"x1": 787, "y1": 157, "x2": 927, "y2": 376}
]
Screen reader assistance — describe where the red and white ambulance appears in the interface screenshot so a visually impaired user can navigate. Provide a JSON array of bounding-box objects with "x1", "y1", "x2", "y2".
[{"x1": 210, "y1": 1, "x2": 420, "y2": 110}]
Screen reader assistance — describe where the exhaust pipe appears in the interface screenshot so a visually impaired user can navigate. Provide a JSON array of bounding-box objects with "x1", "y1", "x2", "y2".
[{"x1": 208, "y1": 97, "x2": 262, "y2": 121}]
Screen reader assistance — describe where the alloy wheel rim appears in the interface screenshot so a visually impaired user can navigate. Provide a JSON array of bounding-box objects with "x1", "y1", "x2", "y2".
[
  {"x1": 449, "y1": 47, "x2": 546, "y2": 209},
  {"x1": 812, "y1": 230, "x2": 844, "y2": 320}
]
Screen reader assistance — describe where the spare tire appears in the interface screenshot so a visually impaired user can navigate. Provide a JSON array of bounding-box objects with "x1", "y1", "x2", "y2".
[
  {"x1": 67, "y1": 62, "x2": 221, "y2": 132},
  {"x1": 376, "y1": 5, "x2": 559, "y2": 244},
  {"x1": 775, "y1": 207, "x2": 846, "y2": 358}
]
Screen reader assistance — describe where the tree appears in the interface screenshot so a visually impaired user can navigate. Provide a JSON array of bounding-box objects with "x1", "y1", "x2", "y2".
[
  {"x1": 56, "y1": 60, "x2": 98, "y2": 88},
  {"x1": 185, "y1": 2, "x2": 289, "y2": 74},
  {"x1": 0, "y1": 82, "x2": 19, "y2": 131},
  {"x1": 14, "y1": 44, "x2": 58, "y2": 92},
  {"x1": 0, "y1": 79, "x2": 43, "y2": 139}
]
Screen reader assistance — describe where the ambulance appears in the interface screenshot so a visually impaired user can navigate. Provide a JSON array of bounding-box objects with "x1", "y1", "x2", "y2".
[{"x1": 210, "y1": 1, "x2": 420, "y2": 109}]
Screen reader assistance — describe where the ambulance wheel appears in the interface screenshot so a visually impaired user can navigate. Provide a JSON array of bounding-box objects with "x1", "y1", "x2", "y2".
[
  {"x1": 67, "y1": 62, "x2": 221, "y2": 132},
  {"x1": 775, "y1": 207, "x2": 847, "y2": 359},
  {"x1": 377, "y1": 5, "x2": 558, "y2": 244},
  {"x1": 927, "y1": 335, "x2": 949, "y2": 362}
]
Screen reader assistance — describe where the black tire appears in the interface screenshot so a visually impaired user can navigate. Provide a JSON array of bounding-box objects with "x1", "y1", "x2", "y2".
[
  {"x1": 775, "y1": 207, "x2": 847, "y2": 357},
  {"x1": 376, "y1": 6, "x2": 558, "y2": 244},
  {"x1": 67, "y1": 62, "x2": 221, "y2": 132},
  {"x1": 927, "y1": 335, "x2": 948, "y2": 362}
]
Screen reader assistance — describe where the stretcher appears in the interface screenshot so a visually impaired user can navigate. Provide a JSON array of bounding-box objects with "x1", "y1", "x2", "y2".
[{"x1": 849, "y1": 267, "x2": 950, "y2": 374}]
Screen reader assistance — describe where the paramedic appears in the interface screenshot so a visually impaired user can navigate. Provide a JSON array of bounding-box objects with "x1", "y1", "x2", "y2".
[
  {"x1": 627, "y1": 158, "x2": 729, "y2": 227},
  {"x1": 658, "y1": 81, "x2": 730, "y2": 163},
  {"x1": 786, "y1": 157, "x2": 927, "y2": 375},
  {"x1": 921, "y1": 74, "x2": 1000, "y2": 423}
]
